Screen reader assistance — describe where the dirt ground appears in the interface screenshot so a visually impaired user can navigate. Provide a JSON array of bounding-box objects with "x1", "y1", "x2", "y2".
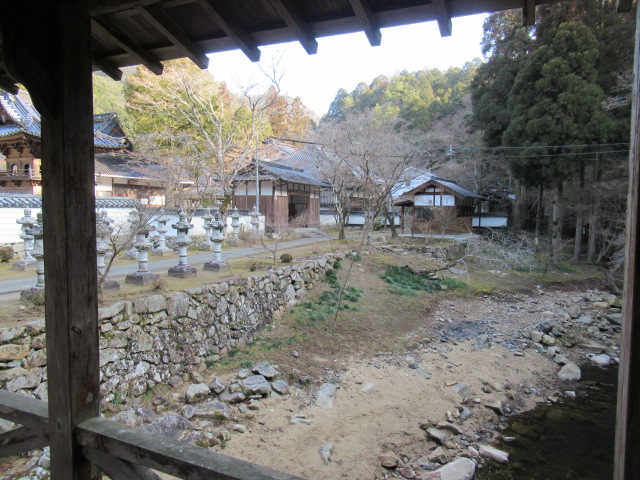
[{"x1": 1, "y1": 241, "x2": 615, "y2": 479}]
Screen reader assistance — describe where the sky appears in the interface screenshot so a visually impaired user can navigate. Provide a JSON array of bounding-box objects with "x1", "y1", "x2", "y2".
[{"x1": 207, "y1": 14, "x2": 488, "y2": 118}]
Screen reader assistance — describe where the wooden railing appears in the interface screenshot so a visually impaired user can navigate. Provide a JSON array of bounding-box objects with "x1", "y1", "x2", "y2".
[
  {"x1": 0, "y1": 390, "x2": 304, "y2": 480},
  {"x1": 0, "y1": 170, "x2": 42, "y2": 181}
]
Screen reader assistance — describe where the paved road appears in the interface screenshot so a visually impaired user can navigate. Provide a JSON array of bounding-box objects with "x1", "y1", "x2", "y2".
[{"x1": 0, "y1": 234, "x2": 338, "y2": 294}]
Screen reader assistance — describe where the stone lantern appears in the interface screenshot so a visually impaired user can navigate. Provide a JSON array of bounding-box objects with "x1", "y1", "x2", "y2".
[
  {"x1": 250, "y1": 205, "x2": 260, "y2": 237},
  {"x1": 126, "y1": 209, "x2": 160, "y2": 285},
  {"x1": 13, "y1": 208, "x2": 37, "y2": 271},
  {"x1": 168, "y1": 209, "x2": 197, "y2": 278},
  {"x1": 20, "y1": 213, "x2": 45, "y2": 301},
  {"x1": 153, "y1": 208, "x2": 172, "y2": 255},
  {"x1": 204, "y1": 211, "x2": 229, "y2": 271},
  {"x1": 201, "y1": 208, "x2": 214, "y2": 251},
  {"x1": 229, "y1": 206, "x2": 241, "y2": 245}
]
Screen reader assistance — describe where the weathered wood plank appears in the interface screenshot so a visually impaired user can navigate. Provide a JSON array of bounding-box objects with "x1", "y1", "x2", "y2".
[
  {"x1": 40, "y1": 5, "x2": 101, "y2": 479},
  {"x1": 522, "y1": 0, "x2": 536, "y2": 26},
  {"x1": 85, "y1": 447, "x2": 163, "y2": 480},
  {"x1": 198, "y1": 0, "x2": 261, "y2": 62},
  {"x1": 346, "y1": 0, "x2": 381, "y2": 47},
  {"x1": 268, "y1": 0, "x2": 318, "y2": 55},
  {"x1": 78, "y1": 417, "x2": 306, "y2": 480},
  {"x1": 136, "y1": 5, "x2": 209, "y2": 69},
  {"x1": 615, "y1": 4, "x2": 640, "y2": 479},
  {"x1": 0, "y1": 390, "x2": 48, "y2": 429},
  {"x1": 432, "y1": 0, "x2": 452, "y2": 37},
  {"x1": 0, "y1": 425, "x2": 49, "y2": 457}
]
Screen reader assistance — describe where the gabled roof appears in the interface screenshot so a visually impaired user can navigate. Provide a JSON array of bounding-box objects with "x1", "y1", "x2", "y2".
[
  {"x1": 267, "y1": 144, "x2": 327, "y2": 179},
  {"x1": 394, "y1": 175, "x2": 483, "y2": 206},
  {"x1": 95, "y1": 153, "x2": 164, "y2": 180},
  {"x1": 235, "y1": 161, "x2": 329, "y2": 188},
  {"x1": 392, "y1": 168, "x2": 435, "y2": 198},
  {"x1": 0, "y1": 90, "x2": 129, "y2": 151}
]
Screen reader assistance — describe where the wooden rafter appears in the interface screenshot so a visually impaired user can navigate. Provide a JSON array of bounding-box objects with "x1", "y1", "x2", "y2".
[
  {"x1": 432, "y1": 0, "x2": 452, "y2": 37},
  {"x1": 198, "y1": 0, "x2": 261, "y2": 62},
  {"x1": 522, "y1": 0, "x2": 536, "y2": 26},
  {"x1": 269, "y1": 0, "x2": 318, "y2": 55},
  {"x1": 91, "y1": 18, "x2": 164, "y2": 75},
  {"x1": 347, "y1": 0, "x2": 381, "y2": 47},
  {"x1": 92, "y1": 56, "x2": 123, "y2": 81},
  {"x1": 136, "y1": 5, "x2": 209, "y2": 69}
]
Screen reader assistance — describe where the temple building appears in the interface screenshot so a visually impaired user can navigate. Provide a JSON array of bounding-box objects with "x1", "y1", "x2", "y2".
[{"x1": 0, "y1": 90, "x2": 164, "y2": 201}]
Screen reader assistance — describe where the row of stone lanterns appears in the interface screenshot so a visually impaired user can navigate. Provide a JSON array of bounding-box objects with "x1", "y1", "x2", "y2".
[{"x1": 17, "y1": 204, "x2": 261, "y2": 293}]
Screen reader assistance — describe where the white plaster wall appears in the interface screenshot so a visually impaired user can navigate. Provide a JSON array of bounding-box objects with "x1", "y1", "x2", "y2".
[
  {"x1": 472, "y1": 216, "x2": 508, "y2": 227},
  {"x1": 0, "y1": 208, "x2": 42, "y2": 244}
]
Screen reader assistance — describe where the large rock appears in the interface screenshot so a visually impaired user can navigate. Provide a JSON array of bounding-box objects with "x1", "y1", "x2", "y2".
[
  {"x1": 426, "y1": 428, "x2": 449, "y2": 445},
  {"x1": 606, "y1": 313, "x2": 623, "y2": 325},
  {"x1": 479, "y1": 445, "x2": 509, "y2": 464},
  {"x1": 315, "y1": 383, "x2": 336, "y2": 408},
  {"x1": 242, "y1": 375, "x2": 272, "y2": 396},
  {"x1": 185, "y1": 383, "x2": 211, "y2": 403},
  {"x1": 0, "y1": 344, "x2": 29, "y2": 362},
  {"x1": 252, "y1": 361, "x2": 278, "y2": 379},
  {"x1": 191, "y1": 400, "x2": 230, "y2": 420},
  {"x1": 590, "y1": 354, "x2": 611, "y2": 367},
  {"x1": 423, "y1": 457, "x2": 476, "y2": 480},
  {"x1": 271, "y1": 380, "x2": 290, "y2": 395},
  {"x1": 558, "y1": 363, "x2": 581, "y2": 381},
  {"x1": 208, "y1": 378, "x2": 226, "y2": 394},
  {"x1": 218, "y1": 391, "x2": 246, "y2": 404}
]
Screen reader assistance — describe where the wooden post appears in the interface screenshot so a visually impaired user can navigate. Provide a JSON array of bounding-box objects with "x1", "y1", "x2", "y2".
[
  {"x1": 615, "y1": 4, "x2": 640, "y2": 479},
  {"x1": 40, "y1": 4, "x2": 100, "y2": 479}
]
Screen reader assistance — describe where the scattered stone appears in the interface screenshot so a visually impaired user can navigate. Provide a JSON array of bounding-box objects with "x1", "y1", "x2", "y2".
[
  {"x1": 233, "y1": 424, "x2": 247, "y2": 433},
  {"x1": 191, "y1": 400, "x2": 230, "y2": 420},
  {"x1": 271, "y1": 380, "x2": 290, "y2": 395},
  {"x1": 398, "y1": 466, "x2": 417, "y2": 479},
  {"x1": 141, "y1": 414, "x2": 194, "y2": 440},
  {"x1": 593, "y1": 301, "x2": 609, "y2": 309},
  {"x1": 218, "y1": 391, "x2": 246, "y2": 404},
  {"x1": 575, "y1": 316, "x2": 593, "y2": 325},
  {"x1": 252, "y1": 361, "x2": 278, "y2": 379},
  {"x1": 426, "y1": 428, "x2": 449, "y2": 445},
  {"x1": 606, "y1": 313, "x2": 623, "y2": 325},
  {"x1": 242, "y1": 375, "x2": 272, "y2": 396},
  {"x1": 319, "y1": 442, "x2": 334, "y2": 465},
  {"x1": 208, "y1": 378, "x2": 226, "y2": 394},
  {"x1": 558, "y1": 363, "x2": 581, "y2": 381},
  {"x1": 567, "y1": 305, "x2": 581, "y2": 319},
  {"x1": 423, "y1": 457, "x2": 476, "y2": 480},
  {"x1": 530, "y1": 331, "x2": 544, "y2": 343},
  {"x1": 378, "y1": 453, "x2": 400, "y2": 469},
  {"x1": 553, "y1": 354, "x2": 569, "y2": 365},
  {"x1": 590, "y1": 354, "x2": 611, "y2": 367},
  {"x1": 185, "y1": 383, "x2": 210, "y2": 404},
  {"x1": 290, "y1": 414, "x2": 314, "y2": 425},
  {"x1": 361, "y1": 382, "x2": 376, "y2": 393},
  {"x1": 315, "y1": 383, "x2": 337, "y2": 408},
  {"x1": 436, "y1": 422, "x2": 463, "y2": 435},
  {"x1": 484, "y1": 400, "x2": 503, "y2": 416},
  {"x1": 428, "y1": 447, "x2": 448, "y2": 464},
  {"x1": 459, "y1": 407, "x2": 472, "y2": 420},
  {"x1": 475, "y1": 334, "x2": 491, "y2": 349},
  {"x1": 237, "y1": 368, "x2": 251, "y2": 379},
  {"x1": 479, "y1": 445, "x2": 509, "y2": 464},
  {"x1": 579, "y1": 341, "x2": 608, "y2": 354},
  {"x1": 541, "y1": 334, "x2": 556, "y2": 346}
]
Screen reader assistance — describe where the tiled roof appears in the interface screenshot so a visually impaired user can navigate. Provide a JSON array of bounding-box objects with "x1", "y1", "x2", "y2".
[
  {"x1": 95, "y1": 153, "x2": 164, "y2": 180},
  {"x1": 267, "y1": 145, "x2": 327, "y2": 179},
  {"x1": 0, "y1": 90, "x2": 128, "y2": 150},
  {"x1": 236, "y1": 161, "x2": 329, "y2": 187},
  {"x1": 0, "y1": 193, "x2": 139, "y2": 209}
]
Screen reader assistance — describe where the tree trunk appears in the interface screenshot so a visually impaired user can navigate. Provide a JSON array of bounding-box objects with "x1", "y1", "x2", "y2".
[
  {"x1": 587, "y1": 155, "x2": 602, "y2": 263},
  {"x1": 384, "y1": 205, "x2": 397, "y2": 238},
  {"x1": 535, "y1": 181, "x2": 544, "y2": 237},
  {"x1": 514, "y1": 180, "x2": 526, "y2": 231},
  {"x1": 573, "y1": 163, "x2": 586, "y2": 264},
  {"x1": 551, "y1": 178, "x2": 564, "y2": 266}
]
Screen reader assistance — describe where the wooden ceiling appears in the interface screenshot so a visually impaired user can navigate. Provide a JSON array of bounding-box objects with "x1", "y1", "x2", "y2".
[{"x1": 0, "y1": 0, "x2": 629, "y2": 94}]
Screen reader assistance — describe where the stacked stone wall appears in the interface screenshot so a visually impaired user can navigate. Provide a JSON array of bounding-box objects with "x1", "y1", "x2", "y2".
[{"x1": 0, "y1": 253, "x2": 341, "y2": 404}]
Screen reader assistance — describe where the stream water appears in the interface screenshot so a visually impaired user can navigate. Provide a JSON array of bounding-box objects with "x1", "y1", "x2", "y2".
[{"x1": 475, "y1": 365, "x2": 617, "y2": 480}]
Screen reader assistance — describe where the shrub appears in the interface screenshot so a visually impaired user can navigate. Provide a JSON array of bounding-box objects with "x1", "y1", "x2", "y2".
[
  {"x1": 0, "y1": 246, "x2": 14, "y2": 262},
  {"x1": 280, "y1": 252, "x2": 293, "y2": 263}
]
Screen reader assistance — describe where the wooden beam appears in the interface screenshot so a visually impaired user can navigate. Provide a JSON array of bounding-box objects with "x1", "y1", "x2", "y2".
[
  {"x1": 92, "y1": 57, "x2": 123, "y2": 81},
  {"x1": 0, "y1": 390, "x2": 48, "y2": 429},
  {"x1": 136, "y1": 5, "x2": 209, "y2": 69},
  {"x1": 268, "y1": 0, "x2": 318, "y2": 55},
  {"x1": 0, "y1": 425, "x2": 49, "y2": 457},
  {"x1": 616, "y1": 5, "x2": 640, "y2": 480},
  {"x1": 198, "y1": 0, "x2": 261, "y2": 62},
  {"x1": 432, "y1": 0, "x2": 452, "y2": 37},
  {"x1": 85, "y1": 448, "x2": 162, "y2": 480},
  {"x1": 522, "y1": 0, "x2": 536, "y2": 26},
  {"x1": 41, "y1": 5, "x2": 101, "y2": 479},
  {"x1": 91, "y1": 18, "x2": 164, "y2": 75},
  {"x1": 78, "y1": 417, "x2": 307, "y2": 480},
  {"x1": 347, "y1": 0, "x2": 381, "y2": 47},
  {"x1": 617, "y1": 0, "x2": 633, "y2": 13}
]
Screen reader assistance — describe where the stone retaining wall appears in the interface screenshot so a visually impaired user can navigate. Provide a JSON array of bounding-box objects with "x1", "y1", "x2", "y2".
[{"x1": 0, "y1": 253, "x2": 341, "y2": 404}]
